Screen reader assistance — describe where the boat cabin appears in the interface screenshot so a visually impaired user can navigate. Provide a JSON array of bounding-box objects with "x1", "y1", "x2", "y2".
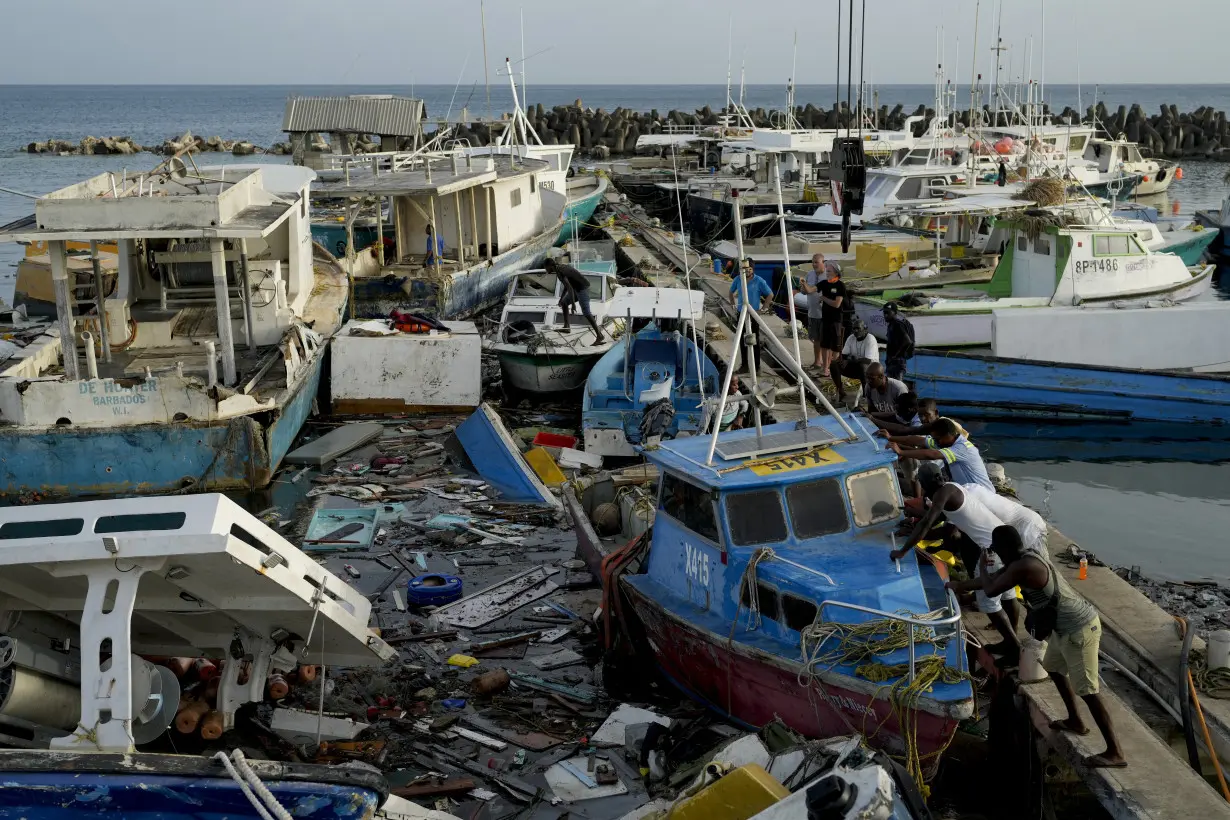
[
  {"x1": 0, "y1": 164, "x2": 335, "y2": 430},
  {"x1": 312, "y1": 152, "x2": 566, "y2": 316},
  {"x1": 283, "y1": 94, "x2": 427, "y2": 169},
  {"x1": 987, "y1": 218, "x2": 1201, "y2": 305},
  {"x1": 500, "y1": 263, "x2": 617, "y2": 334},
  {"x1": 629, "y1": 414, "x2": 961, "y2": 662}
]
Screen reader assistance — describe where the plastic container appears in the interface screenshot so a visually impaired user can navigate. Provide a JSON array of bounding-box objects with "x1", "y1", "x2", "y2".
[
  {"x1": 531, "y1": 432, "x2": 578, "y2": 449},
  {"x1": 670, "y1": 764, "x2": 788, "y2": 820},
  {"x1": 407, "y1": 573, "x2": 464, "y2": 606},
  {"x1": 1209, "y1": 629, "x2": 1230, "y2": 671}
]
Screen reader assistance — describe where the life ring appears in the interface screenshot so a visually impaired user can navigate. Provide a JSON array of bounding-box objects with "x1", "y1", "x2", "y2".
[
  {"x1": 335, "y1": 239, "x2": 347, "y2": 257},
  {"x1": 406, "y1": 574, "x2": 463, "y2": 606}
]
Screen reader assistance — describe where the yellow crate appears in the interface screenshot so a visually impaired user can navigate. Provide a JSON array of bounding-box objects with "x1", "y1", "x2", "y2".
[
  {"x1": 855, "y1": 243, "x2": 906, "y2": 275},
  {"x1": 671, "y1": 764, "x2": 789, "y2": 820},
  {"x1": 523, "y1": 446, "x2": 566, "y2": 487}
]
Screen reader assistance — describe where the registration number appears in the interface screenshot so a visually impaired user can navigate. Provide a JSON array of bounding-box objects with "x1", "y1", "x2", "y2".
[
  {"x1": 1074, "y1": 258, "x2": 1119, "y2": 275},
  {"x1": 684, "y1": 543, "x2": 711, "y2": 587},
  {"x1": 749, "y1": 447, "x2": 847, "y2": 476}
]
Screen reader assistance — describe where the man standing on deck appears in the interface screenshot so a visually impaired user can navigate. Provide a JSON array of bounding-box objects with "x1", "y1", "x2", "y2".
[
  {"x1": 544, "y1": 258, "x2": 606, "y2": 344},
  {"x1": 891, "y1": 482, "x2": 1022, "y2": 657},
  {"x1": 425, "y1": 224, "x2": 445, "y2": 265},
  {"x1": 960, "y1": 526, "x2": 1127, "y2": 768},
  {"x1": 879, "y1": 417, "x2": 994, "y2": 492},
  {"x1": 801, "y1": 253, "x2": 829, "y2": 370},
  {"x1": 881, "y1": 303, "x2": 915, "y2": 381}
]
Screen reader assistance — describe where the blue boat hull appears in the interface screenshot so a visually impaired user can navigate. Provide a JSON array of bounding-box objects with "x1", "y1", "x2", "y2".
[
  {"x1": 582, "y1": 326, "x2": 720, "y2": 457},
  {"x1": 558, "y1": 177, "x2": 609, "y2": 245},
  {"x1": 455, "y1": 403, "x2": 559, "y2": 506},
  {"x1": 0, "y1": 354, "x2": 324, "y2": 499},
  {"x1": 0, "y1": 753, "x2": 385, "y2": 820},
  {"x1": 910, "y1": 350, "x2": 1230, "y2": 424},
  {"x1": 1162, "y1": 228, "x2": 1219, "y2": 266}
]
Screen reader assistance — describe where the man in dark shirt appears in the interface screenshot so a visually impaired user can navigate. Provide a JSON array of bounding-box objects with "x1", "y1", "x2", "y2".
[
  {"x1": 882, "y1": 302, "x2": 915, "y2": 380},
  {"x1": 544, "y1": 258, "x2": 606, "y2": 344},
  {"x1": 817, "y1": 264, "x2": 847, "y2": 373}
]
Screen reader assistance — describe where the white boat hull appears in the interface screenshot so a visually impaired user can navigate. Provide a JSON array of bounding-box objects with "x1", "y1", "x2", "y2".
[{"x1": 497, "y1": 349, "x2": 605, "y2": 393}]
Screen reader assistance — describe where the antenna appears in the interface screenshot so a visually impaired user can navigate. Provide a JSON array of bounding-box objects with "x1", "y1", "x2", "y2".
[
  {"x1": 520, "y1": 6, "x2": 527, "y2": 111},
  {"x1": 725, "y1": 13, "x2": 733, "y2": 125},
  {"x1": 480, "y1": 0, "x2": 493, "y2": 123}
]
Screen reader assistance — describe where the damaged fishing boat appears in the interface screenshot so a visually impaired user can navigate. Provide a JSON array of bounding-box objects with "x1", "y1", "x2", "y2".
[
  {"x1": 587, "y1": 195, "x2": 972, "y2": 781},
  {"x1": 0, "y1": 494, "x2": 400, "y2": 818},
  {"x1": 0, "y1": 163, "x2": 346, "y2": 498}
]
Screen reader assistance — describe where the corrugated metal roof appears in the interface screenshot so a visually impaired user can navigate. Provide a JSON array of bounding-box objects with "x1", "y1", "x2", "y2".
[{"x1": 282, "y1": 95, "x2": 426, "y2": 136}]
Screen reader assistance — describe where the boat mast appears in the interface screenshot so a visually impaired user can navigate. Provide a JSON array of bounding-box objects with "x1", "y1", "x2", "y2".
[
  {"x1": 520, "y1": 7, "x2": 527, "y2": 112},
  {"x1": 481, "y1": 0, "x2": 493, "y2": 124}
]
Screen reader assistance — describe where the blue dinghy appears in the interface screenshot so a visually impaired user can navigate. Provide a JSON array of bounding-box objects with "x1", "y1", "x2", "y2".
[{"x1": 581, "y1": 323, "x2": 721, "y2": 461}]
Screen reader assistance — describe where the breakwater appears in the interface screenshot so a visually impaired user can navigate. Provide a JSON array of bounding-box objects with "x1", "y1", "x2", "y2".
[{"x1": 21, "y1": 100, "x2": 1230, "y2": 160}]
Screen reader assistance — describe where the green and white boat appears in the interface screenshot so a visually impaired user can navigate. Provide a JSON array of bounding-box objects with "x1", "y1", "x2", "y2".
[{"x1": 857, "y1": 216, "x2": 1216, "y2": 348}]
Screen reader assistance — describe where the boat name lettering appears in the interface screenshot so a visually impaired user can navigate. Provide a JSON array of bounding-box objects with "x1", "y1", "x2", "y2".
[
  {"x1": 1124, "y1": 259, "x2": 1147, "y2": 273},
  {"x1": 78, "y1": 379, "x2": 159, "y2": 395},
  {"x1": 684, "y1": 543, "x2": 711, "y2": 587},
  {"x1": 1074, "y1": 258, "x2": 1119, "y2": 275},
  {"x1": 548, "y1": 366, "x2": 578, "y2": 381},
  {"x1": 817, "y1": 690, "x2": 876, "y2": 718},
  {"x1": 749, "y1": 447, "x2": 846, "y2": 476}
]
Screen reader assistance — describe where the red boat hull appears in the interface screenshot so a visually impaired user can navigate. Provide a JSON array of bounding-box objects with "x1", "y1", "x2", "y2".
[{"x1": 625, "y1": 581, "x2": 969, "y2": 778}]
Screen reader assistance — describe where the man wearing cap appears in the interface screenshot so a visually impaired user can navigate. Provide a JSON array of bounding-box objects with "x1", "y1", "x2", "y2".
[
  {"x1": 882, "y1": 302, "x2": 916, "y2": 381},
  {"x1": 828, "y1": 318, "x2": 878, "y2": 405},
  {"x1": 802, "y1": 253, "x2": 847, "y2": 373}
]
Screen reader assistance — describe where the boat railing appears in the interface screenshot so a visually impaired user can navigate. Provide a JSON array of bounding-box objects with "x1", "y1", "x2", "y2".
[{"x1": 814, "y1": 588, "x2": 963, "y2": 682}]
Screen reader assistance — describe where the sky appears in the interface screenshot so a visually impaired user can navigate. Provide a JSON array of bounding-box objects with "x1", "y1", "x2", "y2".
[{"x1": 2, "y1": 0, "x2": 1226, "y2": 86}]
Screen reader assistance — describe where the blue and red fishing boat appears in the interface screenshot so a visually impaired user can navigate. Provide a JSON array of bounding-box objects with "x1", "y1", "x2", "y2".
[{"x1": 597, "y1": 185, "x2": 973, "y2": 782}]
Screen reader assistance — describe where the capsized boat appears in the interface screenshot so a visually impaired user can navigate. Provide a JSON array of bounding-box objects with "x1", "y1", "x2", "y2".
[
  {"x1": 857, "y1": 217, "x2": 1216, "y2": 347},
  {"x1": 582, "y1": 321, "x2": 721, "y2": 461},
  {"x1": 0, "y1": 494, "x2": 401, "y2": 818},
  {"x1": 0, "y1": 163, "x2": 346, "y2": 498}
]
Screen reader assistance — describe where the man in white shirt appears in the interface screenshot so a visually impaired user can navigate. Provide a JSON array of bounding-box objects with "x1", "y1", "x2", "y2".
[{"x1": 828, "y1": 319, "x2": 878, "y2": 404}]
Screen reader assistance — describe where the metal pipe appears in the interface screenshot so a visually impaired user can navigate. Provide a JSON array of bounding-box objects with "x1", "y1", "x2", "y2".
[
  {"x1": 89, "y1": 240, "x2": 112, "y2": 363},
  {"x1": 429, "y1": 197, "x2": 442, "y2": 275},
  {"x1": 468, "y1": 188, "x2": 479, "y2": 262},
  {"x1": 704, "y1": 306, "x2": 748, "y2": 466},
  {"x1": 81, "y1": 332, "x2": 98, "y2": 379},
  {"x1": 730, "y1": 193, "x2": 763, "y2": 436},
  {"x1": 238, "y1": 240, "x2": 255, "y2": 351},
  {"x1": 205, "y1": 340, "x2": 218, "y2": 387},
  {"x1": 210, "y1": 240, "x2": 237, "y2": 386},
  {"x1": 374, "y1": 197, "x2": 385, "y2": 267},
  {"x1": 771, "y1": 154, "x2": 808, "y2": 425},
  {"x1": 454, "y1": 192, "x2": 465, "y2": 265},
  {"x1": 485, "y1": 188, "x2": 493, "y2": 261},
  {"x1": 49, "y1": 241, "x2": 80, "y2": 380}
]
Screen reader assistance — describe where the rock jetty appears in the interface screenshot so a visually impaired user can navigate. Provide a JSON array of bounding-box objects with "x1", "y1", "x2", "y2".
[
  {"x1": 25, "y1": 131, "x2": 291, "y2": 157},
  {"x1": 21, "y1": 99, "x2": 1230, "y2": 161}
]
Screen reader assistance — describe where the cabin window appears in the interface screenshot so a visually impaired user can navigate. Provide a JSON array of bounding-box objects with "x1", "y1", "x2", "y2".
[
  {"x1": 1034, "y1": 237, "x2": 1051, "y2": 255},
  {"x1": 511, "y1": 188, "x2": 523, "y2": 208},
  {"x1": 895, "y1": 177, "x2": 925, "y2": 200},
  {"x1": 1068, "y1": 135, "x2": 1088, "y2": 152},
  {"x1": 1017, "y1": 235, "x2": 1028, "y2": 252},
  {"x1": 1093, "y1": 234, "x2": 1132, "y2": 256},
  {"x1": 739, "y1": 581, "x2": 781, "y2": 623},
  {"x1": 506, "y1": 311, "x2": 546, "y2": 325},
  {"x1": 785, "y1": 479, "x2": 849, "y2": 539},
  {"x1": 661, "y1": 473, "x2": 720, "y2": 544},
  {"x1": 845, "y1": 468, "x2": 901, "y2": 527},
  {"x1": 0, "y1": 518, "x2": 85, "y2": 540},
  {"x1": 725, "y1": 489, "x2": 788, "y2": 547},
  {"x1": 782, "y1": 594, "x2": 819, "y2": 631}
]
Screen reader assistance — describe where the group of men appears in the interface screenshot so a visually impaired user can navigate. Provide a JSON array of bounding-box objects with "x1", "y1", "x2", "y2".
[{"x1": 879, "y1": 414, "x2": 1126, "y2": 769}]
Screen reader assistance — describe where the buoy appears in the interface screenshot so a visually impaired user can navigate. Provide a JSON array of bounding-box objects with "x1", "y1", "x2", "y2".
[
  {"x1": 175, "y1": 700, "x2": 209, "y2": 734},
  {"x1": 296, "y1": 665, "x2": 318, "y2": 684},
  {"x1": 199, "y1": 710, "x2": 224, "y2": 740},
  {"x1": 1175, "y1": 166, "x2": 1184, "y2": 180},
  {"x1": 266, "y1": 673, "x2": 290, "y2": 701},
  {"x1": 592, "y1": 502, "x2": 622, "y2": 536},
  {"x1": 192, "y1": 658, "x2": 218, "y2": 682},
  {"x1": 406, "y1": 573, "x2": 464, "y2": 607}
]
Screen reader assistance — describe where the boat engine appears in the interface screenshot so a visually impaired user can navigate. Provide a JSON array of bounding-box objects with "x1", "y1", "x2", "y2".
[{"x1": 0, "y1": 614, "x2": 179, "y2": 748}]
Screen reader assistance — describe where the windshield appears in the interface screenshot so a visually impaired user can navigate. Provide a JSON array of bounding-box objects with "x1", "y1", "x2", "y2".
[
  {"x1": 786, "y1": 478, "x2": 850, "y2": 539},
  {"x1": 725, "y1": 489, "x2": 787, "y2": 546},
  {"x1": 512, "y1": 273, "x2": 557, "y2": 298},
  {"x1": 660, "y1": 473, "x2": 720, "y2": 543},
  {"x1": 845, "y1": 468, "x2": 901, "y2": 527}
]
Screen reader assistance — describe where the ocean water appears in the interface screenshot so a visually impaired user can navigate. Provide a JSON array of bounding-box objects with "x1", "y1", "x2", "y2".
[{"x1": 0, "y1": 84, "x2": 1228, "y2": 583}]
